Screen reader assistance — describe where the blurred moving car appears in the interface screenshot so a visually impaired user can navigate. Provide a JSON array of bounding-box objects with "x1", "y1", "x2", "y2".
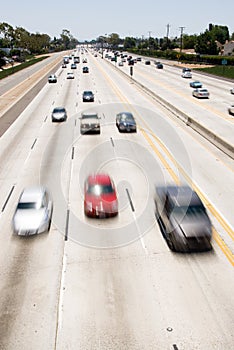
[
  {"x1": 116, "y1": 112, "x2": 137, "y2": 132},
  {"x1": 145, "y1": 60, "x2": 151, "y2": 65},
  {"x1": 80, "y1": 112, "x2": 100, "y2": 134},
  {"x1": 182, "y1": 67, "x2": 191, "y2": 73},
  {"x1": 12, "y1": 186, "x2": 53, "y2": 236},
  {"x1": 82, "y1": 90, "x2": 94, "y2": 102},
  {"x1": 190, "y1": 81, "x2": 202, "y2": 88},
  {"x1": 51, "y1": 107, "x2": 67, "y2": 122},
  {"x1": 48, "y1": 74, "x2": 57, "y2": 83},
  {"x1": 154, "y1": 185, "x2": 212, "y2": 252},
  {"x1": 71, "y1": 63, "x2": 77, "y2": 69},
  {"x1": 182, "y1": 71, "x2": 192, "y2": 78},
  {"x1": 67, "y1": 72, "x2": 74, "y2": 79},
  {"x1": 83, "y1": 66, "x2": 89, "y2": 73},
  {"x1": 192, "y1": 88, "x2": 209, "y2": 98},
  {"x1": 230, "y1": 87, "x2": 234, "y2": 94},
  {"x1": 156, "y1": 63, "x2": 163, "y2": 69},
  {"x1": 228, "y1": 104, "x2": 234, "y2": 115},
  {"x1": 82, "y1": 58, "x2": 87, "y2": 63},
  {"x1": 62, "y1": 63, "x2": 67, "y2": 68},
  {"x1": 118, "y1": 61, "x2": 124, "y2": 66},
  {"x1": 84, "y1": 174, "x2": 118, "y2": 217}
]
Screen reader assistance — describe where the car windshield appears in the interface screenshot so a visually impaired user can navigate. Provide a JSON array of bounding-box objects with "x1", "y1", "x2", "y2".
[
  {"x1": 54, "y1": 108, "x2": 65, "y2": 113},
  {"x1": 84, "y1": 91, "x2": 92, "y2": 95},
  {"x1": 17, "y1": 202, "x2": 42, "y2": 210},
  {"x1": 121, "y1": 116, "x2": 134, "y2": 122},
  {"x1": 87, "y1": 184, "x2": 114, "y2": 195},
  {"x1": 173, "y1": 205, "x2": 205, "y2": 217},
  {"x1": 82, "y1": 114, "x2": 98, "y2": 119}
]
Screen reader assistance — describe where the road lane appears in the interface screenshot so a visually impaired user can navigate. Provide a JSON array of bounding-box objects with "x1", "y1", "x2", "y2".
[{"x1": 0, "y1": 49, "x2": 233, "y2": 350}]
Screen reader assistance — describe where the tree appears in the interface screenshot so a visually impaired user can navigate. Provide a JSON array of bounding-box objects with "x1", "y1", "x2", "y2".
[
  {"x1": 183, "y1": 34, "x2": 197, "y2": 49},
  {"x1": 124, "y1": 37, "x2": 136, "y2": 49},
  {"x1": 107, "y1": 33, "x2": 121, "y2": 49}
]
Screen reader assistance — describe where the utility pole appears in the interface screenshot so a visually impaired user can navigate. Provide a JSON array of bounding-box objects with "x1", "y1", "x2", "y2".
[
  {"x1": 166, "y1": 24, "x2": 170, "y2": 49},
  {"x1": 148, "y1": 31, "x2": 152, "y2": 54},
  {"x1": 179, "y1": 26, "x2": 185, "y2": 52}
]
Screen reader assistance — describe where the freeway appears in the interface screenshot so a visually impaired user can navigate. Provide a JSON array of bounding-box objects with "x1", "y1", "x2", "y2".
[{"x1": 0, "y1": 48, "x2": 233, "y2": 350}]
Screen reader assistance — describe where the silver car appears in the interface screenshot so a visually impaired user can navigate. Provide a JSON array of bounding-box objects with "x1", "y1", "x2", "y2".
[
  {"x1": 192, "y1": 88, "x2": 209, "y2": 98},
  {"x1": 230, "y1": 87, "x2": 234, "y2": 94},
  {"x1": 155, "y1": 185, "x2": 212, "y2": 252},
  {"x1": 51, "y1": 107, "x2": 67, "y2": 122},
  {"x1": 48, "y1": 74, "x2": 57, "y2": 83},
  {"x1": 12, "y1": 186, "x2": 53, "y2": 236},
  {"x1": 80, "y1": 112, "x2": 100, "y2": 134}
]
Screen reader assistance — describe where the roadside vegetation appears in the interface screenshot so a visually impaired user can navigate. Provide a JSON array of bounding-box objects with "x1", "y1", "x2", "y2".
[
  {"x1": 0, "y1": 55, "x2": 49, "y2": 80},
  {"x1": 194, "y1": 65, "x2": 234, "y2": 80}
]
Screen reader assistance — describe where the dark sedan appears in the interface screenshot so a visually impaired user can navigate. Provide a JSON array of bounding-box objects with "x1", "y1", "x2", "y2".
[
  {"x1": 83, "y1": 66, "x2": 89, "y2": 73},
  {"x1": 116, "y1": 112, "x2": 137, "y2": 132},
  {"x1": 82, "y1": 90, "x2": 94, "y2": 102},
  {"x1": 155, "y1": 185, "x2": 212, "y2": 252}
]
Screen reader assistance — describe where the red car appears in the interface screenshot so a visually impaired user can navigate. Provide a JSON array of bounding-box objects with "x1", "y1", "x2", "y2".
[{"x1": 84, "y1": 174, "x2": 118, "y2": 217}]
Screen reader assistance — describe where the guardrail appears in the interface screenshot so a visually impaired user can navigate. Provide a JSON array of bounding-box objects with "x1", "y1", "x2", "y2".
[{"x1": 106, "y1": 58, "x2": 234, "y2": 160}]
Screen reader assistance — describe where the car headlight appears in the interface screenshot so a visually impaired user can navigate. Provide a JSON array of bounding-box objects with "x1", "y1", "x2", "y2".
[{"x1": 86, "y1": 201, "x2": 93, "y2": 211}]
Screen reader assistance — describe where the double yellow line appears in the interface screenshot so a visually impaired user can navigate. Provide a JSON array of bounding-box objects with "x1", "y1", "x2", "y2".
[{"x1": 93, "y1": 56, "x2": 234, "y2": 266}]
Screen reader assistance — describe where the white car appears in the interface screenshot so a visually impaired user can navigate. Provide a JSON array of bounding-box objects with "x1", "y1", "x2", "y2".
[
  {"x1": 67, "y1": 72, "x2": 74, "y2": 79},
  {"x1": 12, "y1": 186, "x2": 53, "y2": 236},
  {"x1": 230, "y1": 87, "x2": 234, "y2": 94},
  {"x1": 48, "y1": 74, "x2": 57, "y2": 83},
  {"x1": 182, "y1": 71, "x2": 192, "y2": 78},
  {"x1": 51, "y1": 107, "x2": 67, "y2": 122},
  {"x1": 192, "y1": 88, "x2": 210, "y2": 98}
]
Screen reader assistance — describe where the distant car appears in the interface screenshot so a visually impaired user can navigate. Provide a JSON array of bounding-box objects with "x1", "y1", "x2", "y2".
[
  {"x1": 118, "y1": 61, "x2": 124, "y2": 66},
  {"x1": 48, "y1": 74, "x2": 57, "y2": 83},
  {"x1": 83, "y1": 66, "x2": 89, "y2": 73},
  {"x1": 82, "y1": 58, "x2": 87, "y2": 63},
  {"x1": 192, "y1": 88, "x2": 209, "y2": 98},
  {"x1": 12, "y1": 186, "x2": 53, "y2": 236},
  {"x1": 156, "y1": 63, "x2": 163, "y2": 69},
  {"x1": 128, "y1": 59, "x2": 134, "y2": 66},
  {"x1": 116, "y1": 112, "x2": 137, "y2": 132},
  {"x1": 80, "y1": 112, "x2": 100, "y2": 134},
  {"x1": 111, "y1": 57, "x2": 116, "y2": 61},
  {"x1": 155, "y1": 185, "x2": 212, "y2": 252},
  {"x1": 84, "y1": 174, "x2": 118, "y2": 217},
  {"x1": 71, "y1": 63, "x2": 77, "y2": 69},
  {"x1": 230, "y1": 87, "x2": 234, "y2": 94},
  {"x1": 190, "y1": 81, "x2": 202, "y2": 88},
  {"x1": 145, "y1": 60, "x2": 151, "y2": 65},
  {"x1": 51, "y1": 107, "x2": 67, "y2": 122},
  {"x1": 82, "y1": 90, "x2": 94, "y2": 102},
  {"x1": 62, "y1": 63, "x2": 67, "y2": 68},
  {"x1": 228, "y1": 104, "x2": 234, "y2": 116},
  {"x1": 67, "y1": 72, "x2": 74, "y2": 79},
  {"x1": 182, "y1": 71, "x2": 192, "y2": 78},
  {"x1": 136, "y1": 57, "x2": 142, "y2": 61},
  {"x1": 182, "y1": 67, "x2": 191, "y2": 73}
]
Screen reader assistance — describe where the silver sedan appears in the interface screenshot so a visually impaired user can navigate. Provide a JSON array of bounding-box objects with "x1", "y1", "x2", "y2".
[{"x1": 12, "y1": 186, "x2": 53, "y2": 236}]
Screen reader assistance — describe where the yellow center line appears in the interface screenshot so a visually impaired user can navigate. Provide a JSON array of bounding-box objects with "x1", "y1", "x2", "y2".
[{"x1": 93, "y1": 56, "x2": 234, "y2": 265}]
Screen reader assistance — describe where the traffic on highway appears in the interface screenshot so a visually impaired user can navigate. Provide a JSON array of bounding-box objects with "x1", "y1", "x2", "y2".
[{"x1": 0, "y1": 45, "x2": 233, "y2": 350}]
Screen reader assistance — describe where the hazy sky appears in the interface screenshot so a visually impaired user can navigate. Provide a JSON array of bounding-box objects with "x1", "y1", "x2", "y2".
[{"x1": 1, "y1": 0, "x2": 233, "y2": 41}]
